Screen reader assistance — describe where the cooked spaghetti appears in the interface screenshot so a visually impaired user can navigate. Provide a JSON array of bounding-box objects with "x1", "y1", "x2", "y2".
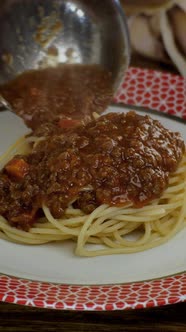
[{"x1": 0, "y1": 111, "x2": 185, "y2": 256}]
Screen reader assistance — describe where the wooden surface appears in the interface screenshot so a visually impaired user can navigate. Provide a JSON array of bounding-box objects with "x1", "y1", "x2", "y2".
[
  {"x1": 0, "y1": 301, "x2": 186, "y2": 331},
  {"x1": 0, "y1": 58, "x2": 184, "y2": 331}
]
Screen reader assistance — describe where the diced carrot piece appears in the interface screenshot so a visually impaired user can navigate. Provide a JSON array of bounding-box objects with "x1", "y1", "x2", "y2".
[
  {"x1": 5, "y1": 158, "x2": 29, "y2": 179},
  {"x1": 58, "y1": 118, "x2": 81, "y2": 129}
]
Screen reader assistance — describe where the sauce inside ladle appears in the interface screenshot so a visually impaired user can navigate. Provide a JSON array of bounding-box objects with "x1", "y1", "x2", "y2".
[{"x1": 0, "y1": 64, "x2": 113, "y2": 130}]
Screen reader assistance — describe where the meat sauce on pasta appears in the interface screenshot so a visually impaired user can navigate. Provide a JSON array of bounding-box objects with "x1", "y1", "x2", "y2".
[{"x1": 0, "y1": 112, "x2": 184, "y2": 230}]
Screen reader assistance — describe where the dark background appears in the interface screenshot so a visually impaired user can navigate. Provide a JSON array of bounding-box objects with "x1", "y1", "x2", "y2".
[{"x1": 1, "y1": 301, "x2": 186, "y2": 332}]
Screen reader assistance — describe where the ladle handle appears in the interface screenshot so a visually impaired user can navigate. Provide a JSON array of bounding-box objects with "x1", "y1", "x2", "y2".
[{"x1": 0, "y1": 94, "x2": 11, "y2": 112}]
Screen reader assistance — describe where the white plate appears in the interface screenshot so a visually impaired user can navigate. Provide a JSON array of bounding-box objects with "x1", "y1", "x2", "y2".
[
  {"x1": 0, "y1": 104, "x2": 185, "y2": 285},
  {"x1": 0, "y1": 67, "x2": 186, "y2": 311}
]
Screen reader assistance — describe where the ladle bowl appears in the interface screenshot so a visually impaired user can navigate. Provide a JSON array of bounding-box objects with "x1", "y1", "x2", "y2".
[{"x1": 0, "y1": 0, "x2": 130, "y2": 100}]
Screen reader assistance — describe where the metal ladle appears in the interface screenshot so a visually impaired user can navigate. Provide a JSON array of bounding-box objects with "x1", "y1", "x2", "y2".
[{"x1": 0, "y1": 0, "x2": 130, "y2": 112}]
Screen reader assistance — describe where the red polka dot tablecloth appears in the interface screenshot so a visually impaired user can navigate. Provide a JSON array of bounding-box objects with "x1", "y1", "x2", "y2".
[
  {"x1": 116, "y1": 67, "x2": 186, "y2": 119},
  {"x1": 0, "y1": 67, "x2": 186, "y2": 311}
]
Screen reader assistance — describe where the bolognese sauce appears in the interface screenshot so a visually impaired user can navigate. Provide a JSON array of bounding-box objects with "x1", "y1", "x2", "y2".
[
  {"x1": 0, "y1": 64, "x2": 113, "y2": 129},
  {"x1": 0, "y1": 112, "x2": 184, "y2": 230}
]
